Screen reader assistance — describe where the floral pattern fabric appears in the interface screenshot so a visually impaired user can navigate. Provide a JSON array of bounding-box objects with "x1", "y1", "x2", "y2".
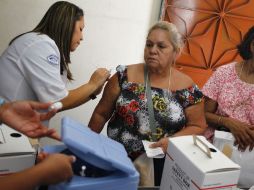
[
  {"x1": 202, "y1": 62, "x2": 254, "y2": 138},
  {"x1": 107, "y1": 65, "x2": 203, "y2": 159}
]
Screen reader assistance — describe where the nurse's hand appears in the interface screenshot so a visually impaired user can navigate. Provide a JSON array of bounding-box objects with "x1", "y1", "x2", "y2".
[{"x1": 89, "y1": 68, "x2": 111, "y2": 95}]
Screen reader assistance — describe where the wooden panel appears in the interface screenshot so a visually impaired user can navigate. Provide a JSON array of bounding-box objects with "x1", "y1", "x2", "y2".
[{"x1": 162, "y1": 0, "x2": 254, "y2": 87}]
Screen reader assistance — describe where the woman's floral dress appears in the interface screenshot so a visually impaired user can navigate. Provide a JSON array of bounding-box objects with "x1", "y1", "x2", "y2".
[
  {"x1": 107, "y1": 65, "x2": 203, "y2": 160},
  {"x1": 202, "y1": 62, "x2": 254, "y2": 139}
]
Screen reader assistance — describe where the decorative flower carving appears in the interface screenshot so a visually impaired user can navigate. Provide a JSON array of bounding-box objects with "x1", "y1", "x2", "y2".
[{"x1": 163, "y1": 0, "x2": 254, "y2": 69}]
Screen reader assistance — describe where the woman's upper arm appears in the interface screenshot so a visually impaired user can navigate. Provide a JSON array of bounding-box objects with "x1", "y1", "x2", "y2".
[
  {"x1": 88, "y1": 73, "x2": 120, "y2": 131},
  {"x1": 173, "y1": 78, "x2": 207, "y2": 133},
  {"x1": 185, "y1": 100, "x2": 207, "y2": 129},
  {"x1": 204, "y1": 97, "x2": 218, "y2": 113},
  {"x1": 98, "y1": 73, "x2": 120, "y2": 114}
]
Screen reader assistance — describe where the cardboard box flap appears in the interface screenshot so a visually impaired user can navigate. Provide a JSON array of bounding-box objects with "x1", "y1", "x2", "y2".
[
  {"x1": 170, "y1": 136, "x2": 240, "y2": 173},
  {"x1": 0, "y1": 124, "x2": 35, "y2": 155},
  {"x1": 61, "y1": 117, "x2": 137, "y2": 175}
]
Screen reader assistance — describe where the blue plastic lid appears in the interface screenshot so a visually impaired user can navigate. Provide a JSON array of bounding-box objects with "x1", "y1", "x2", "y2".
[{"x1": 61, "y1": 117, "x2": 137, "y2": 175}]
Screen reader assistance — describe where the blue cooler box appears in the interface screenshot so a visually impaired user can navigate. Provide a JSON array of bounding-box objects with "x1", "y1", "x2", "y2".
[{"x1": 45, "y1": 117, "x2": 139, "y2": 190}]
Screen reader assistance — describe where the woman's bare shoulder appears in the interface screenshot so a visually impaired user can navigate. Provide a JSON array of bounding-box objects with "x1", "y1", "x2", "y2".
[
  {"x1": 127, "y1": 63, "x2": 144, "y2": 82},
  {"x1": 173, "y1": 68, "x2": 195, "y2": 89},
  {"x1": 127, "y1": 63, "x2": 144, "y2": 70}
]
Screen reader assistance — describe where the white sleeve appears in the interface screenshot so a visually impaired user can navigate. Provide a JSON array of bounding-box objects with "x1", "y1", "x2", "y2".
[{"x1": 19, "y1": 39, "x2": 68, "y2": 102}]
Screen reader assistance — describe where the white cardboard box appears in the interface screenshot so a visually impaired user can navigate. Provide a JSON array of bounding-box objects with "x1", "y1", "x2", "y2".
[
  {"x1": 213, "y1": 130, "x2": 254, "y2": 188},
  {"x1": 160, "y1": 136, "x2": 240, "y2": 190},
  {"x1": 0, "y1": 124, "x2": 36, "y2": 175}
]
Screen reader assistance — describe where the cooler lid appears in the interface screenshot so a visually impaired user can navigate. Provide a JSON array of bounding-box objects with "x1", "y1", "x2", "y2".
[{"x1": 61, "y1": 117, "x2": 137, "y2": 175}]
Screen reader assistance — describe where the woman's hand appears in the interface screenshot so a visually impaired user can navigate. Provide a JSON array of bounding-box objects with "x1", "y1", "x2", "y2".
[
  {"x1": 149, "y1": 137, "x2": 169, "y2": 153},
  {"x1": 224, "y1": 117, "x2": 254, "y2": 151}
]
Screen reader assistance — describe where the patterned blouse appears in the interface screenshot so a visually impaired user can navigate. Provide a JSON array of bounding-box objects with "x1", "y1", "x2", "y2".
[
  {"x1": 202, "y1": 62, "x2": 254, "y2": 138},
  {"x1": 107, "y1": 65, "x2": 203, "y2": 159}
]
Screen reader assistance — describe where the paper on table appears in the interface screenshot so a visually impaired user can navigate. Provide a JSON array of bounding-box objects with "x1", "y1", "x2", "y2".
[{"x1": 142, "y1": 140, "x2": 165, "y2": 158}]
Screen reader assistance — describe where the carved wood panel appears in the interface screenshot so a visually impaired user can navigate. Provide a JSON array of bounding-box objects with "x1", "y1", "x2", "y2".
[{"x1": 162, "y1": 0, "x2": 254, "y2": 87}]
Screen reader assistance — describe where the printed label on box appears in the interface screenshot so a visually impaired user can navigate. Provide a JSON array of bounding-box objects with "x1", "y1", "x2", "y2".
[{"x1": 171, "y1": 163, "x2": 191, "y2": 190}]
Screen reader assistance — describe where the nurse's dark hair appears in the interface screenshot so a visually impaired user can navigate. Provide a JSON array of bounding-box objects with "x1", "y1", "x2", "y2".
[
  {"x1": 10, "y1": 1, "x2": 84, "y2": 80},
  {"x1": 237, "y1": 26, "x2": 254, "y2": 60}
]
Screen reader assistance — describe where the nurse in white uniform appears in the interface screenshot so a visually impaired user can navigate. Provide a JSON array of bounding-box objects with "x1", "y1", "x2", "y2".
[{"x1": 0, "y1": 1, "x2": 110, "y2": 112}]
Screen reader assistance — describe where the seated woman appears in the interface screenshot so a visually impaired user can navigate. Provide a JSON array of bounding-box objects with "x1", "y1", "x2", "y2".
[
  {"x1": 202, "y1": 26, "x2": 254, "y2": 152},
  {"x1": 88, "y1": 21, "x2": 207, "y2": 186}
]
